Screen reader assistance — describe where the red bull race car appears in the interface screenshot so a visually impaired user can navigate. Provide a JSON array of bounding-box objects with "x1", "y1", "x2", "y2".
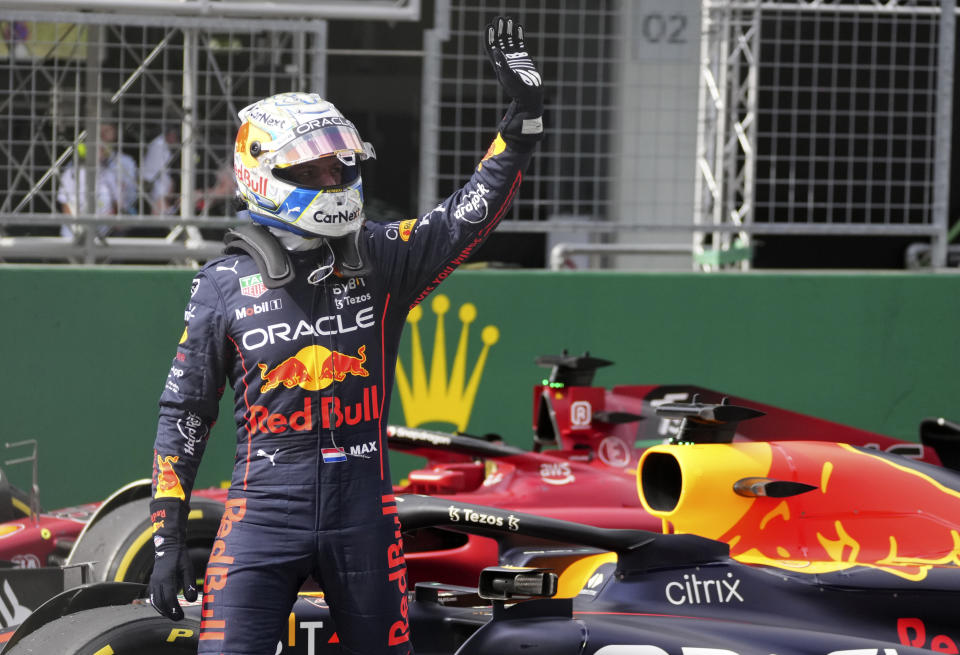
[{"x1": 1, "y1": 395, "x2": 959, "y2": 654}]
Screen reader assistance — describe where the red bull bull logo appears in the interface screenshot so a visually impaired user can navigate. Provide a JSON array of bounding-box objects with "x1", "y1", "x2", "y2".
[
  {"x1": 257, "y1": 345, "x2": 368, "y2": 393},
  {"x1": 155, "y1": 454, "x2": 186, "y2": 500},
  {"x1": 398, "y1": 219, "x2": 416, "y2": 242},
  {"x1": 638, "y1": 441, "x2": 960, "y2": 581}
]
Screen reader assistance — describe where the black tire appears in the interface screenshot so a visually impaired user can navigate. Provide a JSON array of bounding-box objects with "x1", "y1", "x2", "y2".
[
  {"x1": 4, "y1": 604, "x2": 200, "y2": 655},
  {"x1": 68, "y1": 496, "x2": 224, "y2": 584}
]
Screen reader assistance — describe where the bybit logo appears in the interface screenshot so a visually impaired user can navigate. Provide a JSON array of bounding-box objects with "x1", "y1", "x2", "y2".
[{"x1": 395, "y1": 294, "x2": 499, "y2": 432}]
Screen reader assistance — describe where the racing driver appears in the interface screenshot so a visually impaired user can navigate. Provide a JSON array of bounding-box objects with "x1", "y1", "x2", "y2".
[{"x1": 147, "y1": 16, "x2": 544, "y2": 655}]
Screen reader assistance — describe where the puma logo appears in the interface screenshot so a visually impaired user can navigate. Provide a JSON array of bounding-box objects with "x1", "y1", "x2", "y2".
[
  {"x1": 256, "y1": 448, "x2": 279, "y2": 466},
  {"x1": 217, "y1": 260, "x2": 239, "y2": 274}
]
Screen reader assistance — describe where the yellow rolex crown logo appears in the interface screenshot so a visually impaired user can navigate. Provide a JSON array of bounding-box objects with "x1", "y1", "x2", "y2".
[{"x1": 396, "y1": 294, "x2": 499, "y2": 432}]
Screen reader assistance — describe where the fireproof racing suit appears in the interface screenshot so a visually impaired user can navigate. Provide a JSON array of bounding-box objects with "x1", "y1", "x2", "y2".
[{"x1": 151, "y1": 135, "x2": 532, "y2": 655}]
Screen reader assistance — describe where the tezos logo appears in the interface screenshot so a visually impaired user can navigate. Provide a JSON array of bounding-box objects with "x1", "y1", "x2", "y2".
[{"x1": 447, "y1": 505, "x2": 519, "y2": 531}]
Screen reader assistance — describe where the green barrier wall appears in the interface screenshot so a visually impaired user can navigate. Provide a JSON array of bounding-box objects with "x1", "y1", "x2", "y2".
[{"x1": 2, "y1": 265, "x2": 958, "y2": 509}]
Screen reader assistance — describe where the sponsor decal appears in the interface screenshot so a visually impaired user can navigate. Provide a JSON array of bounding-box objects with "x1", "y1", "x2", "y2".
[
  {"x1": 165, "y1": 380, "x2": 180, "y2": 394},
  {"x1": 179, "y1": 326, "x2": 188, "y2": 345},
  {"x1": 580, "y1": 571, "x2": 606, "y2": 596},
  {"x1": 410, "y1": 235, "x2": 483, "y2": 308},
  {"x1": 247, "y1": 397, "x2": 313, "y2": 435},
  {"x1": 665, "y1": 572, "x2": 743, "y2": 606},
  {"x1": 256, "y1": 448, "x2": 279, "y2": 465},
  {"x1": 570, "y1": 400, "x2": 592, "y2": 429},
  {"x1": 292, "y1": 115, "x2": 356, "y2": 135},
  {"x1": 521, "y1": 116, "x2": 543, "y2": 134},
  {"x1": 540, "y1": 462, "x2": 575, "y2": 485},
  {"x1": 331, "y1": 280, "x2": 370, "y2": 311},
  {"x1": 898, "y1": 617, "x2": 958, "y2": 651},
  {"x1": 184, "y1": 304, "x2": 197, "y2": 321},
  {"x1": 0, "y1": 580, "x2": 31, "y2": 627},
  {"x1": 384, "y1": 495, "x2": 410, "y2": 647},
  {"x1": 239, "y1": 273, "x2": 267, "y2": 299},
  {"x1": 11, "y1": 553, "x2": 40, "y2": 568},
  {"x1": 312, "y1": 208, "x2": 362, "y2": 225},
  {"x1": 598, "y1": 436, "x2": 631, "y2": 468},
  {"x1": 216, "y1": 259, "x2": 239, "y2": 274},
  {"x1": 321, "y1": 447, "x2": 347, "y2": 464},
  {"x1": 176, "y1": 351, "x2": 186, "y2": 362},
  {"x1": 246, "y1": 387, "x2": 381, "y2": 435},
  {"x1": 391, "y1": 428, "x2": 452, "y2": 447},
  {"x1": 386, "y1": 220, "x2": 429, "y2": 241},
  {"x1": 150, "y1": 506, "x2": 168, "y2": 532},
  {"x1": 650, "y1": 392, "x2": 689, "y2": 437},
  {"x1": 447, "y1": 505, "x2": 519, "y2": 531},
  {"x1": 155, "y1": 454, "x2": 186, "y2": 500},
  {"x1": 48, "y1": 507, "x2": 95, "y2": 523},
  {"x1": 234, "y1": 298, "x2": 283, "y2": 321},
  {"x1": 334, "y1": 293, "x2": 371, "y2": 311},
  {"x1": 242, "y1": 308, "x2": 375, "y2": 349},
  {"x1": 201, "y1": 498, "x2": 246, "y2": 642},
  {"x1": 190, "y1": 279, "x2": 199, "y2": 297},
  {"x1": 398, "y1": 218, "x2": 416, "y2": 241},
  {"x1": 332, "y1": 277, "x2": 366, "y2": 294},
  {"x1": 480, "y1": 134, "x2": 507, "y2": 166},
  {"x1": 453, "y1": 182, "x2": 490, "y2": 223},
  {"x1": 244, "y1": 109, "x2": 286, "y2": 128},
  {"x1": 177, "y1": 413, "x2": 208, "y2": 456},
  {"x1": 864, "y1": 441, "x2": 926, "y2": 460},
  {"x1": 257, "y1": 345, "x2": 369, "y2": 392}
]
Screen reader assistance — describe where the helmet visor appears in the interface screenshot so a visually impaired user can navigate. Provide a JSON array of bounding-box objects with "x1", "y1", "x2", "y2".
[{"x1": 269, "y1": 124, "x2": 375, "y2": 168}]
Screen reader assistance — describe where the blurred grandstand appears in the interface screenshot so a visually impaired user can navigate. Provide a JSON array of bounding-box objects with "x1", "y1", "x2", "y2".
[{"x1": 0, "y1": 0, "x2": 957, "y2": 270}]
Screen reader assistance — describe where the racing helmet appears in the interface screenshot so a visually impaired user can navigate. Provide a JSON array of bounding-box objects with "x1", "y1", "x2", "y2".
[{"x1": 233, "y1": 92, "x2": 376, "y2": 238}]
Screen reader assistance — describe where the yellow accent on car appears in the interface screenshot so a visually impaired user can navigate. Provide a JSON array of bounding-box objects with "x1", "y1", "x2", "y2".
[
  {"x1": 554, "y1": 552, "x2": 616, "y2": 598},
  {"x1": 12, "y1": 497, "x2": 30, "y2": 517}
]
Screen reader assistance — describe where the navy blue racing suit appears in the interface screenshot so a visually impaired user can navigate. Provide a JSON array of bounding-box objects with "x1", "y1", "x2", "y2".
[{"x1": 151, "y1": 134, "x2": 532, "y2": 655}]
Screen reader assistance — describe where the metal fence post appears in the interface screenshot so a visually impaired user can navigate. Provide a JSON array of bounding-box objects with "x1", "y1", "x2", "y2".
[{"x1": 933, "y1": 0, "x2": 955, "y2": 269}]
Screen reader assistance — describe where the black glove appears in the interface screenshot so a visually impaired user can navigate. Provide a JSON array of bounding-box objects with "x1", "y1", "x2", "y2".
[
  {"x1": 147, "y1": 498, "x2": 197, "y2": 621},
  {"x1": 485, "y1": 16, "x2": 544, "y2": 147}
]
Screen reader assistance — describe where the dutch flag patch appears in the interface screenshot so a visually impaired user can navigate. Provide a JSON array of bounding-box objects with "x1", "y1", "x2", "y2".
[{"x1": 321, "y1": 447, "x2": 347, "y2": 463}]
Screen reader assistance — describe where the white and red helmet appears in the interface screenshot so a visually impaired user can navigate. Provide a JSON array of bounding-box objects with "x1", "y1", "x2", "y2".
[{"x1": 233, "y1": 92, "x2": 376, "y2": 238}]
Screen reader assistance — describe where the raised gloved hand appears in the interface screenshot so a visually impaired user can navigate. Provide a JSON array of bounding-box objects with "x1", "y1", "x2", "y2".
[
  {"x1": 485, "y1": 16, "x2": 544, "y2": 147},
  {"x1": 147, "y1": 498, "x2": 198, "y2": 621}
]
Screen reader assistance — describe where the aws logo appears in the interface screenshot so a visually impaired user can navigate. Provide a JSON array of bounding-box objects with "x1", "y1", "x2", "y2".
[{"x1": 395, "y1": 294, "x2": 499, "y2": 432}]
